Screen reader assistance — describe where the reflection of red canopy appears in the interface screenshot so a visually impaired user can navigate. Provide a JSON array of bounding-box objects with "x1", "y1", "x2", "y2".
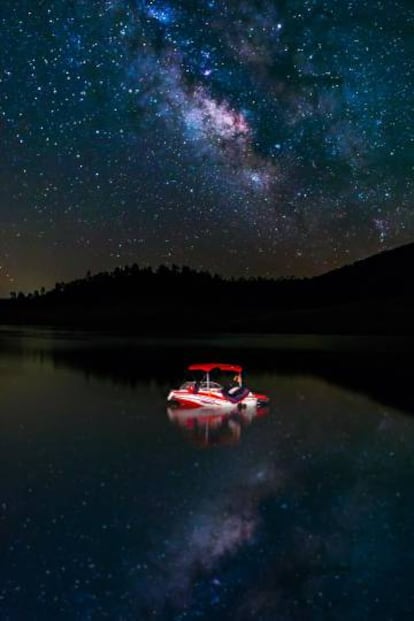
[{"x1": 188, "y1": 363, "x2": 242, "y2": 373}]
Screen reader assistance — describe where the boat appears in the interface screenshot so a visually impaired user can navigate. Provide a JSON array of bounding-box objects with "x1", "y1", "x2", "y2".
[{"x1": 167, "y1": 362, "x2": 270, "y2": 409}]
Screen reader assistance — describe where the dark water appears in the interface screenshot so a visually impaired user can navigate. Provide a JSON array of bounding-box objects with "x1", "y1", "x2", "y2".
[{"x1": 1, "y1": 329, "x2": 414, "y2": 620}]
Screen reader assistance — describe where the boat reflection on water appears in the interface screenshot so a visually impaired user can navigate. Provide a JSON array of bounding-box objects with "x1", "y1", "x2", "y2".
[{"x1": 167, "y1": 404, "x2": 269, "y2": 447}]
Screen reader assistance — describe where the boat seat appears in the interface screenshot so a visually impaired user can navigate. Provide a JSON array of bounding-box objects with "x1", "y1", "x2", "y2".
[{"x1": 222, "y1": 386, "x2": 250, "y2": 403}]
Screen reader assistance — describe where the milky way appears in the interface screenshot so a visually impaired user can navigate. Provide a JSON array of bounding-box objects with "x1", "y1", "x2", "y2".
[{"x1": 0, "y1": 0, "x2": 413, "y2": 294}]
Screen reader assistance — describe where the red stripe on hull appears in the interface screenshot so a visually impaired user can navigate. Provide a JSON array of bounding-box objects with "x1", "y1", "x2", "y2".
[{"x1": 171, "y1": 397, "x2": 202, "y2": 409}]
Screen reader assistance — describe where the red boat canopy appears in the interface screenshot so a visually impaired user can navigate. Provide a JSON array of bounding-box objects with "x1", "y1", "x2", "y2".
[{"x1": 188, "y1": 363, "x2": 242, "y2": 373}]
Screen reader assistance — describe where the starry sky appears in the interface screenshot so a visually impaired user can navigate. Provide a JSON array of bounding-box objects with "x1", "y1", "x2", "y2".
[{"x1": 0, "y1": 0, "x2": 413, "y2": 296}]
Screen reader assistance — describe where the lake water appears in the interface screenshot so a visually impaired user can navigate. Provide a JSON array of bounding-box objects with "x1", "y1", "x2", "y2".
[{"x1": 1, "y1": 329, "x2": 414, "y2": 620}]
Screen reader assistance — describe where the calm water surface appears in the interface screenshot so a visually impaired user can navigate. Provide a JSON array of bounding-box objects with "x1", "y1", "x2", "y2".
[{"x1": 1, "y1": 330, "x2": 413, "y2": 620}]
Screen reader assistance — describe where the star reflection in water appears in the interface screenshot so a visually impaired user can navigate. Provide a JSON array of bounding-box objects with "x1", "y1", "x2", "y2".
[{"x1": 1, "y1": 334, "x2": 414, "y2": 620}]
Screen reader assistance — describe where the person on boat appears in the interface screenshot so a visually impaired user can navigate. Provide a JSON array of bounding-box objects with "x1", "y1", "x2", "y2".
[
  {"x1": 191, "y1": 380, "x2": 200, "y2": 393},
  {"x1": 224, "y1": 374, "x2": 240, "y2": 394},
  {"x1": 223, "y1": 373, "x2": 248, "y2": 402},
  {"x1": 233, "y1": 373, "x2": 242, "y2": 387}
]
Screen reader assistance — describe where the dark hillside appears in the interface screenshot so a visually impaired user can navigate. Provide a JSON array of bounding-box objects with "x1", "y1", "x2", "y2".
[
  {"x1": 1, "y1": 243, "x2": 413, "y2": 334},
  {"x1": 309, "y1": 242, "x2": 414, "y2": 303}
]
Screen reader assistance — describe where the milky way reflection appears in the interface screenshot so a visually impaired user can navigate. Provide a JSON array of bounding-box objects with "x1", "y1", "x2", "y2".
[{"x1": 1, "y1": 338, "x2": 414, "y2": 619}]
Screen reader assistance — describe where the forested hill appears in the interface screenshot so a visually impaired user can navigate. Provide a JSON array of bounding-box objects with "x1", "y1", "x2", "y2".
[
  {"x1": 310, "y1": 241, "x2": 414, "y2": 302},
  {"x1": 1, "y1": 242, "x2": 413, "y2": 334}
]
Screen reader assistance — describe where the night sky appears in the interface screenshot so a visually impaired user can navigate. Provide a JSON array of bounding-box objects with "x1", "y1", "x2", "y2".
[{"x1": 1, "y1": 0, "x2": 413, "y2": 296}]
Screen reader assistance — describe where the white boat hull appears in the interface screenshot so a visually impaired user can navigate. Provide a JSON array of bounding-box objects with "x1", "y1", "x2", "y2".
[{"x1": 167, "y1": 388, "x2": 266, "y2": 409}]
